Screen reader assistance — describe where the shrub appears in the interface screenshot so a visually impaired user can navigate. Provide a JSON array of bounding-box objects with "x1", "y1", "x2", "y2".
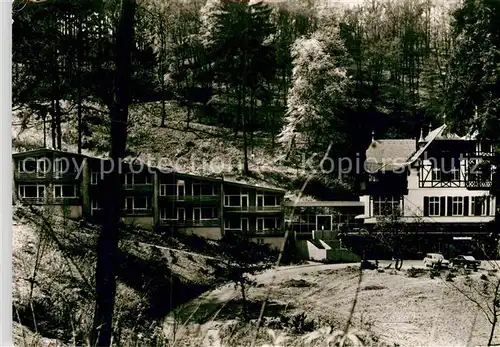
[
  {"x1": 289, "y1": 312, "x2": 315, "y2": 334},
  {"x1": 429, "y1": 267, "x2": 441, "y2": 279},
  {"x1": 445, "y1": 272, "x2": 455, "y2": 282},
  {"x1": 480, "y1": 274, "x2": 489, "y2": 281},
  {"x1": 407, "y1": 267, "x2": 425, "y2": 278}
]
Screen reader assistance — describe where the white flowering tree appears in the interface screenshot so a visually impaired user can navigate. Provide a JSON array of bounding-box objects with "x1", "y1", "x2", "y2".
[{"x1": 279, "y1": 13, "x2": 349, "y2": 157}]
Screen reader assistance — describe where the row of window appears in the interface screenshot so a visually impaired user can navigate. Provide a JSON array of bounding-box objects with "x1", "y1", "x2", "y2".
[
  {"x1": 424, "y1": 196, "x2": 491, "y2": 217},
  {"x1": 17, "y1": 158, "x2": 77, "y2": 175},
  {"x1": 18, "y1": 184, "x2": 78, "y2": 199},
  {"x1": 225, "y1": 217, "x2": 279, "y2": 232},
  {"x1": 372, "y1": 195, "x2": 492, "y2": 217}
]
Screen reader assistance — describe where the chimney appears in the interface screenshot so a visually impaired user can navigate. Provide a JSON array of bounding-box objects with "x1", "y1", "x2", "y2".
[{"x1": 371, "y1": 130, "x2": 375, "y2": 142}]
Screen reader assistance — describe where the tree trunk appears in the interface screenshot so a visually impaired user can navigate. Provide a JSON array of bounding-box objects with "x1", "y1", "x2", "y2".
[
  {"x1": 240, "y1": 280, "x2": 247, "y2": 320},
  {"x1": 55, "y1": 99, "x2": 62, "y2": 150},
  {"x1": 90, "y1": 1, "x2": 136, "y2": 346},
  {"x1": 51, "y1": 100, "x2": 56, "y2": 149},
  {"x1": 160, "y1": 98, "x2": 166, "y2": 127},
  {"x1": 77, "y1": 95, "x2": 82, "y2": 154},
  {"x1": 42, "y1": 114, "x2": 46, "y2": 148},
  {"x1": 488, "y1": 279, "x2": 500, "y2": 346}
]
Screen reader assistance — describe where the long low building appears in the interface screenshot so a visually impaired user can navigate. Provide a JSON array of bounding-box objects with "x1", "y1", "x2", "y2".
[{"x1": 12, "y1": 148, "x2": 286, "y2": 249}]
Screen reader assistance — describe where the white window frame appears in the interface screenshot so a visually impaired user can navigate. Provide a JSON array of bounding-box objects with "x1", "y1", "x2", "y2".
[
  {"x1": 159, "y1": 184, "x2": 167, "y2": 196},
  {"x1": 177, "y1": 207, "x2": 185, "y2": 220},
  {"x1": 53, "y1": 184, "x2": 78, "y2": 198},
  {"x1": 452, "y1": 196, "x2": 464, "y2": 216},
  {"x1": 91, "y1": 172, "x2": 99, "y2": 185},
  {"x1": 37, "y1": 158, "x2": 49, "y2": 177},
  {"x1": 451, "y1": 168, "x2": 460, "y2": 181},
  {"x1": 241, "y1": 217, "x2": 249, "y2": 231},
  {"x1": 472, "y1": 196, "x2": 488, "y2": 216},
  {"x1": 18, "y1": 184, "x2": 45, "y2": 199},
  {"x1": 241, "y1": 194, "x2": 249, "y2": 208},
  {"x1": 256, "y1": 218, "x2": 264, "y2": 233},
  {"x1": 160, "y1": 207, "x2": 177, "y2": 221},
  {"x1": 224, "y1": 195, "x2": 241, "y2": 207},
  {"x1": 192, "y1": 183, "x2": 215, "y2": 196},
  {"x1": 373, "y1": 196, "x2": 401, "y2": 216},
  {"x1": 53, "y1": 158, "x2": 63, "y2": 178},
  {"x1": 91, "y1": 200, "x2": 100, "y2": 210},
  {"x1": 177, "y1": 180, "x2": 185, "y2": 199},
  {"x1": 18, "y1": 158, "x2": 36, "y2": 173},
  {"x1": 124, "y1": 196, "x2": 149, "y2": 210},
  {"x1": 193, "y1": 207, "x2": 201, "y2": 221},
  {"x1": 429, "y1": 197, "x2": 440, "y2": 217},
  {"x1": 125, "y1": 173, "x2": 150, "y2": 185}
]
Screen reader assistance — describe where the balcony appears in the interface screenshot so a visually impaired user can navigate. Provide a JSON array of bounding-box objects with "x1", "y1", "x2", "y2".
[
  {"x1": 224, "y1": 228, "x2": 285, "y2": 236},
  {"x1": 123, "y1": 184, "x2": 154, "y2": 193},
  {"x1": 52, "y1": 197, "x2": 81, "y2": 205},
  {"x1": 466, "y1": 180, "x2": 492, "y2": 189},
  {"x1": 159, "y1": 195, "x2": 220, "y2": 203},
  {"x1": 160, "y1": 219, "x2": 220, "y2": 227},
  {"x1": 14, "y1": 171, "x2": 80, "y2": 182},
  {"x1": 224, "y1": 205, "x2": 282, "y2": 213}
]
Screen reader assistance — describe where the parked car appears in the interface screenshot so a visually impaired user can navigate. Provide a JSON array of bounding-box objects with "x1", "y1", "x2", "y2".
[
  {"x1": 450, "y1": 255, "x2": 481, "y2": 271},
  {"x1": 423, "y1": 253, "x2": 450, "y2": 268}
]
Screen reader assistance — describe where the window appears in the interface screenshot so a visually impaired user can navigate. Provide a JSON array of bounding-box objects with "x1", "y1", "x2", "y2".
[
  {"x1": 159, "y1": 184, "x2": 175, "y2": 196},
  {"x1": 373, "y1": 196, "x2": 400, "y2": 216},
  {"x1": 124, "y1": 173, "x2": 150, "y2": 185},
  {"x1": 160, "y1": 208, "x2": 175, "y2": 220},
  {"x1": 18, "y1": 158, "x2": 36, "y2": 173},
  {"x1": 54, "y1": 185, "x2": 77, "y2": 198},
  {"x1": 201, "y1": 207, "x2": 217, "y2": 219},
  {"x1": 177, "y1": 208, "x2": 185, "y2": 221},
  {"x1": 91, "y1": 200, "x2": 100, "y2": 210},
  {"x1": 263, "y1": 195, "x2": 280, "y2": 206},
  {"x1": 18, "y1": 185, "x2": 45, "y2": 199},
  {"x1": 192, "y1": 183, "x2": 215, "y2": 196},
  {"x1": 53, "y1": 159, "x2": 64, "y2": 177},
  {"x1": 134, "y1": 196, "x2": 149, "y2": 210},
  {"x1": 257, "y1": 218, "x2": 278, "y2": 232},
  {"x1": 451, "y1": 168, "x2": 460, "y2": 181},
  {"x1": 428, "y1": 197, "x2": 440, "y2": 216},
  {"x1": 432, "y1": 168, "x2": 441, "y2": 181},
  {"x1": 124, "y1": 197, "x2": 149, "y2": 210},
  {"x1": 91, "y1": 172, "x2": 99, "y2": 185},
  {"x1": 452, "y1": 197, "x2": 464, "y2": 216},
  {"x1": 193, "y1": 208, "x2": 201, "y2": 221},
  {"x1": 224, "y1": 195, "x2": 241, "y2": 207},
  {"x1": 472, "y1": 196, "x2": 488, "y2": 216},
  {"x1": 37, "y1": 159, "x2": 48, "y2": 176},
  {"x1": 177, "y1": 180, "x2": 185, "y2": 198},
  {"x1": 224, "y1": 218, "x2": 241, "y2": 230}
]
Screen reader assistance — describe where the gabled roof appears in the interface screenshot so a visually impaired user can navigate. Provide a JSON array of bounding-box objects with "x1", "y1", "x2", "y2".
[
  {"x1": 365, "y1": 139, "x2": 416, "y2": 172},
  {"x1": 405, "y1": 125, "x2": 446, "y2": 166}
]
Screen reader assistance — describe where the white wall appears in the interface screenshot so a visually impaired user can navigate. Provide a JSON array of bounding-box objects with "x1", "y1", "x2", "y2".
[
  {"x1": 360, "y1": 166, "x2": 495, "y2": 218},
  {"x1": 306, "y1": 241, "x2": 327, "y2": 261}
]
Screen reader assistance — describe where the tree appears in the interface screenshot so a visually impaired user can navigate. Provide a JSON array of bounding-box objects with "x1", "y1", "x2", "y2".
[
  {"x1": 90, "y1": 0, "x2": 136, "y2": 345},
  {"x1": 279, "y1": 15, "x2": 349, "y2": 156},
  {"x1": 208, "y1": 1, "x2": 276, "y2": 174},
  {"x1": 215, "y1": 232, "x2": 276, "y2": 319},
  {"x1": 445, "y1": 0, "x2": 500, "y2": 260}
]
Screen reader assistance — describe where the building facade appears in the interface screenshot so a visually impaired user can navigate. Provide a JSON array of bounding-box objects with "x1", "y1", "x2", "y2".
[
  {"x1": 359, "y1": 125, "x2": 497, "y2": 256},
  {"x1": 13, "y1": 149, "x2": 286, "y2": 249}
]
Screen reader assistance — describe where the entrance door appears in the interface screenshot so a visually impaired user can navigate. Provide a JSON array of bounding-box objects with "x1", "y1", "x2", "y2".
[
  {"x1": 316, "y1": 215, "x2": 332, "y2": 231},
  {"x1": 256, "y1": 195, "x2": 264, "y2": 211},
  {"x1": 177, "y1": 208, "x2": 185, "y2": 222},
  {"x1": 193, "y1": 208, "x2": 201, "y2": 223},
  {"x1": 241, "y1": 195, "x2": 248, "y2": 210},
  {"x1": 242, "y1": 217, "x2": 249, "y2": 233}
]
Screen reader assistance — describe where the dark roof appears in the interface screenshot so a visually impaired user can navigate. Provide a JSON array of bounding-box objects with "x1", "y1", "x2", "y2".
[
  {"x1": 12, "y1": 148, "x2": 285, "y2": 193},
  {"x1": 365, "y1": 139, "x2": 416, "y2": 172}
]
